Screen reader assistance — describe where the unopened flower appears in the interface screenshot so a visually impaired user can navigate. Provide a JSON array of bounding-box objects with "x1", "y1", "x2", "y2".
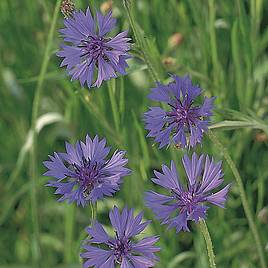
[
  {"x1": 60, "y1": 0, "x2": 76, "y2": 18},
  {"x1": 81, "y1": 206, "x2": 160, "y2": 267},
  {"x1": 162, "y1": 57, "x2": 176, "y2": 67},
  {"x1": 43, "y1": 135, "x2": 130, "y2": 206},
  {"x1": 255, "y1": 132, "x2": 268, "y2": 142},
  {"x1": 57, "y1": 8, "x2": 131, "y2": 88},
  {"x1": 258, "y1": 206, "x2": 268, "y2": 224},
  {"x1": 101, "y1": 0, "x2": 113, "y2": 14},
  {"x1": 144, "y1": 75, "x2": 215, "y2": 149},
  {"x1": 168, "y1": 33, "x2": 183, "y2": 48},
  {"x1": 145, "y1": 153, "x2": 230, "y2": 233}
]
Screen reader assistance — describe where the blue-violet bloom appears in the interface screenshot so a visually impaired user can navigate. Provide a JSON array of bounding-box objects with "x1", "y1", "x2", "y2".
[
  {"x1": 57, "y1": 8, "x2": 131, "y2": 88},
  {"x1": 81, "y1": 206, "x2": 160, "y2": 268},
  {"x1": 144, "y1": 75, "x2": 215, "y2": 148},
  {"x1": 145, "y1": 153, "x2": 230, "y2": 232},
  {"x1": 43, "y1": 135, "x2": 130, "y2": 206}
]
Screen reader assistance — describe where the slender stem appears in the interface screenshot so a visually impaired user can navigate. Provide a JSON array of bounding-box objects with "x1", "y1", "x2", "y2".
[
  {"x1": 123, "y1": 1, "x2": 266, "y2": 266},
  {"x1": 90, "y1": 202, "x2": 97, "y2": 225},
  {"x1": 107, "y1": 79, "x2": 120, "y2": 132},
  {"x1": 29, "y1": 1, "x2": 61, "y2": 266},
  {"x1": 64, "y1": 204, "x2": 75, "y2": 263},
  {"x1": 123, "y1": 0, "x2": 160, "y2": 82},
  {"x1": 199, "y1": 220, "x2": 216, "y2": 268},
  {"x1": 76, "y1": 88, "x2": 123, "y2": 145},
  {"x1": 208, "y1": 130, "x2": 267, "y2": 268},
  {"x1": 208, "y1": 0, "x2": 222, "y2": 89}
]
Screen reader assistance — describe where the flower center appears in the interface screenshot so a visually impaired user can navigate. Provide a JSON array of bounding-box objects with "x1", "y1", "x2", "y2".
[
  {"x1": 74, "y1": 161, "x2": 99, "y2": 197},
  {"x1": 175, "y1": 107, "x2": 189, "y2": 122},
  {"x1": 172, "y1": 190, "x2": 198, "y2": 214},
  {"x1": 167, "y1": 99, "x2": 193, "y2": 126},
  {"x1": 180, "y1": 191, "x2": 194, "y2": 206},
  {"x1": 87, "y1": 38, "x2": 104, "y2": 59},
  {"x1": 79, "y1": 36, "x2": 108, "y2": 61},
  {"x1": 110, "y1": 236, "x2": 131, "y2": 263}
]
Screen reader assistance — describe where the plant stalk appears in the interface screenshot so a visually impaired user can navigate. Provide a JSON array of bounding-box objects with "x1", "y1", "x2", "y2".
[
  {"x1": 123, "y1": 0, "x2": 160, "y2": 82},
  {"x1": 199, "y1": 220, "x2": 217, "y2": 268},
  {"x1": 208, "y1": 130, "x2": 267, "y2": 268},
  {"x1": 90, "y1": 202, "x2": 97, "y2": 225},
  {"x1": 107, "y1": 79, "x2": 120, "y2": 132},
  {"x1": 29, "y1": 1, "x2": 61, "y2": 266}
]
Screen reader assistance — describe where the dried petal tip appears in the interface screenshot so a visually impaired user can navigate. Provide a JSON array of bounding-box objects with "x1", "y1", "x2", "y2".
[{"x1": 60, "y1": 0, "x2": 76, "y2": 18}]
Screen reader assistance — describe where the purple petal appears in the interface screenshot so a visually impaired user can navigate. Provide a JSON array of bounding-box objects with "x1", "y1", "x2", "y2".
[
  {"x1": 206, "y1": 184, "x2": 231, "y2": 208},
  {"x1": 198, "y1": 155, "x2": 224, "y2": 193},
  {"x1": 168, "y1": 211, "x2": 189, "y2": 233},
  {"x1": 81, "y1": 246, "x2": 113, "y2": 268},
  {"x1": 182, "y1": 153, "x2": 204, "y2": 186},
  {"x1": 86, "y1": 221, "x2": 110, "y2": 243},
  {"x1": 97, "y1": 10, "x2": 116, "y2": 36}
]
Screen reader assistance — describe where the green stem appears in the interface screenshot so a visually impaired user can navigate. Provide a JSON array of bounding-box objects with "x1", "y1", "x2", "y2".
[
  {"x1": 76, "y1": 88, "x2": 122, "y2": 145},
  {"x1": 107, "y1": 79, "x2": 120, "y2": 132},
  {"x1": 90, "y1": 202, "x2": 97, "y2": 225},
  {"x1": 208, "y1": 130, "x2": 267, "y2": 268},
  {"x1": 123, "y1": 2, "x2": 266, "y2": 266},
  {"x1": 199, "y1": 220, "x2": 216, "y2": 268},
  {"x1": 123, "y1": 0, "x2": 160, "y2": 82},
  {"x1": 208, "y1": 0, "x2": 222, "y2": 87},
  {"x1": 64, "y1": 204, "x2": 75, "y2": 264},
  {"x1": 29, "y1": 1, "x2": 61, "y2": 266}
]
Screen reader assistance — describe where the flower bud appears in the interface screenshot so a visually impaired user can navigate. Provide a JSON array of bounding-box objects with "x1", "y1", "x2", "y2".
[
  {"x1": 168, "y1": 33, "x2": 183, "y2": 48},
  {"x1": 60, "y1": 0, "x2": 76, "y2": 18},
  {"x1": 255, "y1": 132, "x2": 268, "y2": 142},
  {"x1": 258, "y1": 206, "x2": 268, "y2": 224},
  {"x1": 101, "y1": 0, "x2": 113, "y2": 14},
  {"x1": 162, "y1": 57, "x2": 176, "y2": 67}
]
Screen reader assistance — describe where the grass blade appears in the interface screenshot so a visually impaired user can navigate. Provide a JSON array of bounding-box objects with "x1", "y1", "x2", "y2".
[{"x1": 29, "y1": 1, "x2": 61, "y2": 266}]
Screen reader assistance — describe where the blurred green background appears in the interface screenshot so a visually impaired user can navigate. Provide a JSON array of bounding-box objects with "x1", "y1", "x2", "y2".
[{"x1": 0, "y1": 0, "x2": 268, "y2": 267}]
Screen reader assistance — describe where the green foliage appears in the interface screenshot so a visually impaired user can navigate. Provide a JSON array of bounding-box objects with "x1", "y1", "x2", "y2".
[{"x1": 0, "y1": 0, "x2": 268, "y2": 267}]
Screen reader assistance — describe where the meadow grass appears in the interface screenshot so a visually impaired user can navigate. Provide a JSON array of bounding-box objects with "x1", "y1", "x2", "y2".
[{"x1": 0, "y1": 0, "x2": 268, "y2": 267}]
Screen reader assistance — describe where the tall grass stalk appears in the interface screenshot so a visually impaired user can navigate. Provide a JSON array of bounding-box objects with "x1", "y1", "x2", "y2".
[
  {"x1": 123, "y1": 1, "x2": 266, "y2": 267},
  {"x1": 64, "y1": 204, "x2": 75, "y2": 263},
  {"x1": 107, "y1": 79, "x2": 120, "y2": 132},
  {"x1": 208, "y1": 0, "x2": 223, "y2": 91},
  {"x1": 76, "y1": 88, "x2": 123, "y2": 146},
  {"x1": 208, "y1": 130, "x2": 267, "y2": 268},
  {"x1": 29, "y1": 1, "x2": 61, "y2": 266},
  {"x1": 124, "y1": 1, "x2": 219, "y2": 266},
  {"x1": 123, "y1": 0, "x2": 161, "y2": 82},
  {"x1": 199, "y1": 220, "x2": 216, "y2": 268}
]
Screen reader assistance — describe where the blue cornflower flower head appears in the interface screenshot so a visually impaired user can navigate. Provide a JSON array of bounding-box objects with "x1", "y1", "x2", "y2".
[
  {"x1": 145, "y1": 153, "x2": 230, "y2": 233},
  {"x1": 43, "y1": 135, "x2": 131, "y2": 206},
  {"x1": 144, "y1": 75, "x2": 215, "y2": 149},
  {"x1": 57, "y1": 7, "x2": 131, "y2": 88},
  {"x1": 81, "y1": 206, "x2": 160, "y2": 268}
]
